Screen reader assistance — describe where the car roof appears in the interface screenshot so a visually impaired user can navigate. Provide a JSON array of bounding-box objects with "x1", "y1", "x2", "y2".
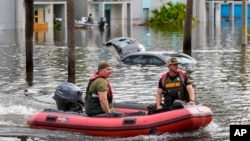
[
  {"x1": 121, "y1": 51, "x2": 197, "y2": 64},
  {"x1": 122, "y1": 51, "x2": 179, "y2": 56},
  {"x1": 104, "y1": 37, "x2": 137, "y2": 47}
]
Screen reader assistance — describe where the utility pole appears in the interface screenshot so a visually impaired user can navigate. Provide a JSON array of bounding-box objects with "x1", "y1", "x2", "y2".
[
  {"x1": 241, "y1": 0, "x2": 248, "y2": 46},
  {"x1": 183, "y1": 0, "x2": 193, "y2": 56},
  {"x1": 25, "y1": 0, "x2": 34, "y2": 86},
  {"x1": 67, "y1": 0, "x2": 76, "y2": 83}
]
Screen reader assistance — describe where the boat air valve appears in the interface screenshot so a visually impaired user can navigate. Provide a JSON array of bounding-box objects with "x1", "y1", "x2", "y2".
[{"x1": 149, "y1": 128, "x2": 158, "y2": 135}]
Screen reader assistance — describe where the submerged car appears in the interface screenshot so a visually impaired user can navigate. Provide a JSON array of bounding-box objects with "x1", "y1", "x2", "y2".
[
  {"x1": 120, "y1": 51, "x2": 197, "y2": 66},
  {"x1": 104, "y1": 37, "x2": 145, "y2": 57}
]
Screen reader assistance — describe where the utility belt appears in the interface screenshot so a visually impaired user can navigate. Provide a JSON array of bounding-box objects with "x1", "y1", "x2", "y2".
[
  {"x1": 163, "y1": 89, "x2": 181, "y2": 98},
  {"x1": 162, "y1": 89, "x2": 180, "y2": 107}
]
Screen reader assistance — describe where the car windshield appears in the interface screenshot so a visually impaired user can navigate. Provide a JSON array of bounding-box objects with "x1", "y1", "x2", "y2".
[
  {"x1": 122, "y1": 55, "x2": 165, "y2": 65},
  {"x1": 161, "y1": 53, "x2": 196, "y2": 64},
  {"x1": 161, "y1": 54, "x2": 171, "y2": 61},
  {"x1": 177, "y1": 57, "x2": 196, "y2": 64},
  {"x1": 122, "y1": 55, "x2": 147, "y2": 64}
]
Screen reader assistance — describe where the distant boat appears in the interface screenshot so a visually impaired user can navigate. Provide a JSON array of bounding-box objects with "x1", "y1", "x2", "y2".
[{"x1": 75, "y1": 17, "x2": 99, "y2": 29}]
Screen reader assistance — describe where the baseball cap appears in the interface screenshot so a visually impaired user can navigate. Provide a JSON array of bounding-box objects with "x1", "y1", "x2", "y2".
[
  {"x1": 167, "y1": 57, "x2": 180, "y2": 65},
  {"x1": 98, "y1": 62, "x2": 110, "y2": 72}
]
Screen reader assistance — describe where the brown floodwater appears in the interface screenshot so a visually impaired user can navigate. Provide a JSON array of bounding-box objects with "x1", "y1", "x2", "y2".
[{"x1": 0, "y1": 22, "x2": 249, "y2": 141}]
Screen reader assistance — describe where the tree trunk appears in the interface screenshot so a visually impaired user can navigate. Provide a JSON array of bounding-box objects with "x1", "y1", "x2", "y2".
[
  {"x1": 67, "y1": 0, "x2": 76, "y2": 83},
  {"x1": 183, "y1": 0, "x2": 193, "y2": 56},
  {"x1": 25, "y1": 0, "x2": 34, "y2": 86}
]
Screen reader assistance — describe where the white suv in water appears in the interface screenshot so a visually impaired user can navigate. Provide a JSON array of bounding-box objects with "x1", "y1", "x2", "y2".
[
  {"x1": 104, "y1": 37, "x2": 146, "y2": 57},
  {"x1": 120, "y1": 51, "x2": 197, "y2": 66}
]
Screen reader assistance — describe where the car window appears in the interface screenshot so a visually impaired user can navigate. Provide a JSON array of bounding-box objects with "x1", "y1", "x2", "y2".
[
  {"x1": 122, "y1": 55, "x2": 147, "y2": 64},
  {"x1": 148, "y1": 56, "x2": 165, "y2": 65},
  {"x1": 123, "y1": 55, "x2": 165, "y2": 65}
]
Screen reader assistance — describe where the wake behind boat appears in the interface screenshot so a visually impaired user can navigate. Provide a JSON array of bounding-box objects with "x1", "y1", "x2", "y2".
[{"x1": 27, "y1": 82, "x2": 213, "y2": 137}]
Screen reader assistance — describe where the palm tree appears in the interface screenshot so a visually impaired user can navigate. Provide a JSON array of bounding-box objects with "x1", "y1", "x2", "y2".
[
  {"x1": 67, "y1": 0, "x2": 76, "y2": 83},
  {"x1": 24, "y1": 0, "x2": 34, "y2": 86}
]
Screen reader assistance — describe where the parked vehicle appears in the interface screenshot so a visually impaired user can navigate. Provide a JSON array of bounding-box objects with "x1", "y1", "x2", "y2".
[
  {"x1": 120, "y1": 51, "x2": 197, "y2": 66},
  {"x1": 104, "y1": 37, "x2": 145, "y2": 57}
]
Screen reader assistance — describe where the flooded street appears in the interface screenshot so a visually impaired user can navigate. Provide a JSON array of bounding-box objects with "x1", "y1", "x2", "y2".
[{"x1": 0, "y1": 22, "x2": 250, "y2": 141}]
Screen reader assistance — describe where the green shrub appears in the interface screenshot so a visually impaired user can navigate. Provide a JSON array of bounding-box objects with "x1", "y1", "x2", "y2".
[
  {"x1": 147, "y1": 2, "x2": 196, "y2": 27},
  {"x1": 54, "y1": 22, "x2": 61, "y2": 31}
]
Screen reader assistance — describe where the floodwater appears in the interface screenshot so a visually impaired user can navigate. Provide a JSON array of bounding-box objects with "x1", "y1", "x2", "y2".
[{"x1": 0, "y1": 21, "x2": 249, "y2": 141}]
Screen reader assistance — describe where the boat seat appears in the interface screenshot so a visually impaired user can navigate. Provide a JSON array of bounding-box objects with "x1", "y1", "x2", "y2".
[{"x1": 93, "y1": 111, "x2": 146, "y2": 117}]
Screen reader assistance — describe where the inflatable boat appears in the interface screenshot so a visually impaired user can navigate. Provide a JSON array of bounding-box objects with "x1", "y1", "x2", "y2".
[{"x1": 27, "y1": 82, "x2": 213, "y2": 137}]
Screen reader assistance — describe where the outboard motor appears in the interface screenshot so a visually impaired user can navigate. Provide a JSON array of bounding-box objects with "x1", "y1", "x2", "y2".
[{"x1": 53, "y1": 82, "x2": 84, "y2": 112}]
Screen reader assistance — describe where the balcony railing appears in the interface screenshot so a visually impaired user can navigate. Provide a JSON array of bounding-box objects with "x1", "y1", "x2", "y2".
[
  {"x1": 90, "y1": 0, "x2": 131, "y2": 2},
  {"x1": 34, "y1": 0, "x2": 66, "y2": 2},
  {"x1": 206, "y1": 0, "x2": 243, "y2": 1},
  {"x1": 34, "y1": 0, "x2": 130, "y2": 2}
]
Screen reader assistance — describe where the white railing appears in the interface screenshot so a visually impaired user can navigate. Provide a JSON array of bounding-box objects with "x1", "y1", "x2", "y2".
[
  {"x1": 206, "y1": 0, "x2": 243, "y2": 1},
  {"x1": 34, "y1": 0, "x2": 66, "y2": 2},
  {"x1": 90, "y1": 0, "x2": 131, "y2": 2}
]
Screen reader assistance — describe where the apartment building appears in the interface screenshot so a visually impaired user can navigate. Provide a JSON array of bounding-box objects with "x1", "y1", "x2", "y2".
[
  {"x1": 0, "y1": 0, "x2": 67, "y2": 30},
  {"x1": 75, "y1": 0, "x2": 190, "y2": 26},
  {"x1": 0, "y1": 0, "x2": 205, "y2": 31}
]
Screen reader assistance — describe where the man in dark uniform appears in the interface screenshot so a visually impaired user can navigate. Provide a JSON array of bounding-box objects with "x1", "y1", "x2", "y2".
[{"x1": 148, "y1": 57, "x2": 196, "y2": 114}]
